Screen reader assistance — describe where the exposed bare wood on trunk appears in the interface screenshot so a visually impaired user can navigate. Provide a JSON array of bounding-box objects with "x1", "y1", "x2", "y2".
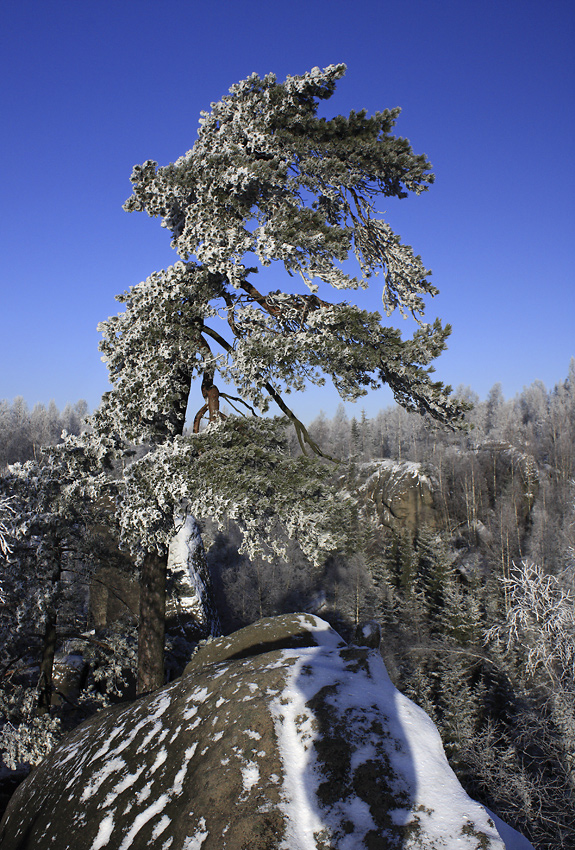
[
  {"x1": 201, "y1": 373, "x2": 222, "y2": 423},
  {"x1": 193, "y1": 402, "x2": 209, "y2": 433},
  {"x1": 239, "y1": 279, "x2": 329, "y2": 321},
  {"x1": 201, "y1": 324, "x2": 338, "y2": 462}
]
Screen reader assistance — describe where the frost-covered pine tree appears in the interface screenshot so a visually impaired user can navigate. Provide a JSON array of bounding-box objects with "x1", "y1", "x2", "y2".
[{"x1": 94, "y1": 64, "x2": 468, "y2": 693}]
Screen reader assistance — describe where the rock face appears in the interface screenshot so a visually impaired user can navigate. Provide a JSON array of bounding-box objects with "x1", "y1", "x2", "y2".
[
  {"x1": 91, "y1": 513, "x2": 219, "y2": 641},
  {"x1": 0, "y1": 614, "x2": 532, "y2": 850},
  {"x1": 475, "y1": 441, "x2": 539, "y2": 516},
  {"x1": 165, "y1": 512, "x2": 220, "y2": 640},
  {"x1": 355, "y1": 461, "x2": 439, "y2": 534}
]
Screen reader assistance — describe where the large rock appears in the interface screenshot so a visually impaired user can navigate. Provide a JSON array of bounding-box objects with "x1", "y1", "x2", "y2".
[
  {"x1": 354, "y1": 461, "x2": 439, "y2": 534},
  {"x1": 91, "y1": 513, "x2": 219, "y2": 641},
  {"x1": 0, "y1": 614, "x2": 532, "y2": 850},
  {"x1": 165, "y1": 512, "x2": 220, "y2": 639}
]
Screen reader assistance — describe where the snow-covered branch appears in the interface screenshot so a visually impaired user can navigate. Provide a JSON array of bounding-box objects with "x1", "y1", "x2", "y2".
[{"x1": 486, "y1": 560, "x2": 575, "y2": 686}]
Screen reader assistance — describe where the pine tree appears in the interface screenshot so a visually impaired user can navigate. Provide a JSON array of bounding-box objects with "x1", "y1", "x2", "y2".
[{"x1": 93, "y1": 64, "x2": 468, "y2": 692}]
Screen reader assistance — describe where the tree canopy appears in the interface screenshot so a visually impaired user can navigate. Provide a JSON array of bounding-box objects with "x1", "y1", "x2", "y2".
[{"x1": 98, "y1": 63, "x2": 465, "y2": 449}]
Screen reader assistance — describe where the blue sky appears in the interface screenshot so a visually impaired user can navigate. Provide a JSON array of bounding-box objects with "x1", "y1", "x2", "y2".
[{"x1": 1, "y1": 0, "x2": 574, "y2": 423}]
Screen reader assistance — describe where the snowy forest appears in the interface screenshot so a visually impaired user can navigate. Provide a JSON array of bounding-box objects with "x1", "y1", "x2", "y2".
[{"x1": 1, "y1": 364, "x2": 575, "y2": 848}]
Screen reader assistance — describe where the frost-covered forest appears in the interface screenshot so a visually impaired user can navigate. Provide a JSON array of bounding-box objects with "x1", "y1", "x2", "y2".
[
  {"x1": 1, "y1": 364, "x2": 575, "y2": 848},
  {"x1": 0, "y1": 398, "x2": 88, "y2": 468}
]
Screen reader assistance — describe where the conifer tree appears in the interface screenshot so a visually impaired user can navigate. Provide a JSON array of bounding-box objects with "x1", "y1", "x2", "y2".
[{"x1": 94, "y1": 64, "x2": 467, "y2": 692}]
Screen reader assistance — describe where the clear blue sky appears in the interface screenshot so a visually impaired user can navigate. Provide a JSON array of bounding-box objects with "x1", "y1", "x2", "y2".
[{"x1": 2, "y1": 0, "x2": 574, "y2": 423}]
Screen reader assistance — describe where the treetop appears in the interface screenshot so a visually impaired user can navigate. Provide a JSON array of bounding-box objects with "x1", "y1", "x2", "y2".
[
  {"x1": 97, "y1": 63, "x2": 469, "y2": 461},
  {"x1": 123, "y1": 64, "x2": 435, "y2": 316}
]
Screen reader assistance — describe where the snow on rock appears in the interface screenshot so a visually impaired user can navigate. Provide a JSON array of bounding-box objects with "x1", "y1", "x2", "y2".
[
  {"x1": 0, "y1": 614, "x2": 533, "y2": 850},
  {"x1": 89, "y1": 512, "x2": 219, "y2": 640},
  {"x1": 166, "y1": 511, "x2": 219, "y2": 638}
]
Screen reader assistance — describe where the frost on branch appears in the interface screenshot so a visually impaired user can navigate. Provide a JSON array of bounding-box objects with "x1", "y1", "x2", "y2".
[
  {"x1": 123, "y1": 63, "x2": 438, "y2": 318},
  {"x1": 0, "y1": 436, "x2": 120, "y2": 769},
  {"x1": 96, "y1": 262, "x2": 226, "y2": 443},
  {"x1": 0, "y1": 495, "x2": 15, "y2": 559},
  {"x1": 0, "y1": 687, "x2": 62, "y2": 769},
  {"x1": 486, "y1": 561, "x2": 575, "y2": 685},
  {"x1": 116, "y1": 417, "x2": 351, "y2": 567},
  {"x1": 107, "y1": 63, "x2": 470, "y2": 451},
  {"x1": 0, "y1": 441, "x2": 112, "y2": 647}
]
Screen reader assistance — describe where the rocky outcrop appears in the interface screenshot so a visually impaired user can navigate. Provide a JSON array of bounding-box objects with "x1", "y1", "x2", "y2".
[
  {"x1": 475, "y1": 441, "x2": 539, "y2": 515},
  {"x1": 354, "y1": 460, "x2": 439, "y2": 533},
  {"x1": 90, "y1": 513, "x2": 218, "y2": 641},
  {"x1": 1, "y1": 614, "x2": 532, "y2": 850},
  {"x1": 165, "y1": 512, "x2": 220, "y2": 640}
]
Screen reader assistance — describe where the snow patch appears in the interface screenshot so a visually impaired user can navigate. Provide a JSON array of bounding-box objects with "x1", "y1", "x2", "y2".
[
  {"x1": 240, "y1": 761, "x2": 260, "y2": 797},
  {"x1": 270, "y1": 644, "x2": 511, "y2": 849},
  {"x1": 102, "y1": 765, "x2": 145, "y2": 807},
  {"x1": 151, "y1": 814, "x2": 172, "y2": 840},
  {"x1": 150, "y1": 748, "x2": 168, "y2": 775},
  {"x1": 244, "y1": 729, "x2": 261, "y2": 740},
  {"x1": 183, "y1": 817, "x2": 209, "y2": 849},
  {"x1": 172, "y1": 744, "x2": 197, "y2": 795},
  {"x1": 118, "y1": 793, "x2": 169, "y2": 850},
  {"x1": 135, "y1": 784, "x2": 151, "y2": 805},
  {"x1": 89, "y1": 813, "x2": 115, "y2": 850},
  {"x1": 80, "y1": 757, "x2": 126, "y2": 802},
  {"x1": 270, "y1": 654, "x2": 326, "y2": 848}
]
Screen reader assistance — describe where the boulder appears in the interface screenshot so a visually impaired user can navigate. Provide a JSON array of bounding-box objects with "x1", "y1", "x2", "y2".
[{"x1": 0, "y1": 614, "x2": 533, "y2": 850}]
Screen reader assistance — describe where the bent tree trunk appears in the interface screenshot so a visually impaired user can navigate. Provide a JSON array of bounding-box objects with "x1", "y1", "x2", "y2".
[{"x1": 137, "y1": 550, "x2": 167, "y2": 694}]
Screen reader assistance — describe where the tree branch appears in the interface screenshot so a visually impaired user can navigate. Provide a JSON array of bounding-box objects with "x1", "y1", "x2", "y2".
[{"x1": 202, "y1": 324, "x2": 339, "y2": 462}]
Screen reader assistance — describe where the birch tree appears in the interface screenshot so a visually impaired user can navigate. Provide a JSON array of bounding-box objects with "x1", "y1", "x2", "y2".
[{"x1": 94, "y1": 63, "x2": 468, "y2": 692}]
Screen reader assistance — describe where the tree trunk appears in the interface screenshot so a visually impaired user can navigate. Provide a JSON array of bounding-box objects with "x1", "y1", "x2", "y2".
[
  {"x1": 137, "y1": 373, "x2": 190, "y2": 694},
  {"x1": 137, "y1": 550, "x2": 167, "y2": 694},
  {"x1": 37, "y1": 550, "x2": 63, "y2": 716},
  {"x1": 37, "y1": 609, "x2": 58, "y2": 715}
]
